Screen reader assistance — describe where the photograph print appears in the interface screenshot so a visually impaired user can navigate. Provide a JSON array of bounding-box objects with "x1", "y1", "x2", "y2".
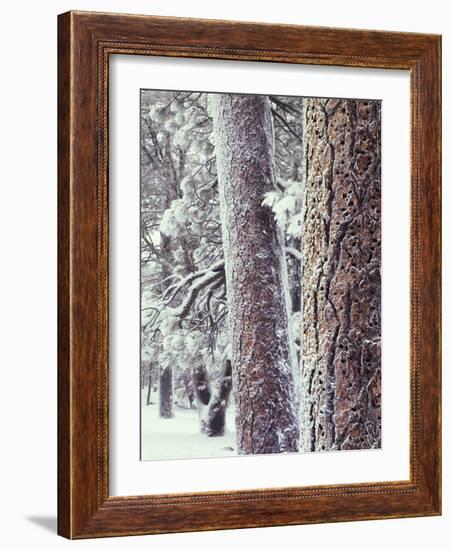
[{"x1": 140, "y1": 89, "x2": 381, "y2": 460}]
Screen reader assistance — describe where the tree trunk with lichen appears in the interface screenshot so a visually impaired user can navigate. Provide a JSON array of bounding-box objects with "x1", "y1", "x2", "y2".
[
  {"x1": 211, "y1": 94, "x2": 300, "y2": 454},
  {"x1": 300, "y1": 98, "x2": 382, "y2": 452}
]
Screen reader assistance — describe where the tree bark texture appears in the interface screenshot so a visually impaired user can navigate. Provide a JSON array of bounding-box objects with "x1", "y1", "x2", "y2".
[
  {"x1": 211, "y1": 94, "x2": 300, "y2": 454},
  {"x1": 300, "y1": 98, "x2": 381, "y2": 452}
]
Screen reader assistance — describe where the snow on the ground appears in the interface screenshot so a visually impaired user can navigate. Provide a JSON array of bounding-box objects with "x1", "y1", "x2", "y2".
[{"x1": 141, "y1": 390, "x2": 237, "y2": 460}]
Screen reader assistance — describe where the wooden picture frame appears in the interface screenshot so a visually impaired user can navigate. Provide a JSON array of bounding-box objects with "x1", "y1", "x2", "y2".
[{"x1": 58, "y1": 10, "x2": 441, "y2": 539}]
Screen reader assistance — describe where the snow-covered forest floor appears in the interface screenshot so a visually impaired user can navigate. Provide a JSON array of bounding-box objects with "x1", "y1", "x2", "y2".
[{"x1": 141, "y1": 390, "x2": 237, "y2": 460}]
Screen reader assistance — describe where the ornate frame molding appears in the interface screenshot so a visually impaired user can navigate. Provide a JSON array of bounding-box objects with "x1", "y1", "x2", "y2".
[{"x1": 58, "y1": 11, "x2": 441, "y2": 538}]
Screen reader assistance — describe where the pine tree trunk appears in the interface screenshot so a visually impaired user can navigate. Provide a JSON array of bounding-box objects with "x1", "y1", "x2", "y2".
[
  {"x1": 157, "y1": 234, "x2": 175, "y2": 419},
  {"x1": 211, "y1": 94, "x2": 299, "y2": 454},
  {"x1": 300, "y1": 98, "x2": 381, "y2": 452},
  {"x1": 204, "y1": 360, "x2": 232, "y2": 437},
  {"x1": 158, "y1": 363, "x2": 174, "y2": 418},
  {"x1": 146, "y1": 368, "x2": 153, "y2": 405}
]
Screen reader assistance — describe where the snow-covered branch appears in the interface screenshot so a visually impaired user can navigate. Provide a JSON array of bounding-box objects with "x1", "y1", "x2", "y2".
[
  {"x1": 166, "y1": 268, "x2": 224, "y2": 320},
  {"x1": 163, "y1": 260, "x2": 224, "y2": 305}
]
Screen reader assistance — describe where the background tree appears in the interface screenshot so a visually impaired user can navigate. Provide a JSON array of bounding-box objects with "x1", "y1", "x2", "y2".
[
  {"x1": 142, "y1": 91, "x2": 304, "y2": 441},
  {"x1": 141, "y1": 90, "x2": 183, "y2": 418},
  {"x1": 192, "y1": 359, "x2": 232, "y2": 436},
  {"x1": 141, "y1": 90, "x2": 230, "y2": 429},
  {"x1": 140, "y1": 359, "x2": 157, "y2": 405},
  {"x1": 300, "y1": 98, "x2": 381, "y2": 451},
  {"x1": 210, "y1": 93, "x2": 300, "y2": 454}
]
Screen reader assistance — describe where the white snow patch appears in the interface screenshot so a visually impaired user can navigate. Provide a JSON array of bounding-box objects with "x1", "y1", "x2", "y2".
[{"x1": 141, "y1": 390, "x2": 236, "y2": 460}]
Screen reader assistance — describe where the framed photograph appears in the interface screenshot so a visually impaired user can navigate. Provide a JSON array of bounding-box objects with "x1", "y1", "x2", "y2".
[{"x1": 58, "y1": 11, "x2": 441, "y2": 538}]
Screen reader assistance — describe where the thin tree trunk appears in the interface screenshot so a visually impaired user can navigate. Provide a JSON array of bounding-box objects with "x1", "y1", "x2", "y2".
[
  {"x1": 158, "y1": 363, "x2": 174, "y2": 418},
  {"x1": 146, "y1": 368, "x2": 153, "y2": 405},
  {"x1": 300, "y1": 98, "x2": 381, "y2": 452},
  {"x1": 211, "y1": 94, "x2": 299, "y2": 454},
  {"x1": 157, "y1": 234, "x2": 175, "y2": 418}
]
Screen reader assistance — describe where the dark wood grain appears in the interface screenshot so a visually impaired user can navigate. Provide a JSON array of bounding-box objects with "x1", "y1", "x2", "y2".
[
  {"x1": 57, "y1": 10, "x2": 441, "y2": 539},
  {"x1": 57, "y1": 11, "x2": 71, "y2": 538}
]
